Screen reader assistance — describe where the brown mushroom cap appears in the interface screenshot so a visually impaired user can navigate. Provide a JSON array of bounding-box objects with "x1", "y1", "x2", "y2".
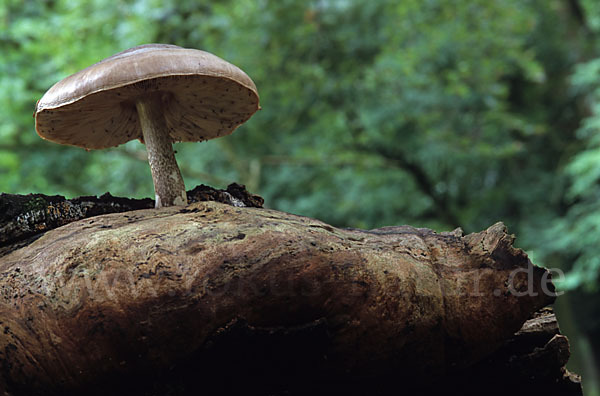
[{"x1": 34, "y1": 44, "x2": 260, "y2": 150}]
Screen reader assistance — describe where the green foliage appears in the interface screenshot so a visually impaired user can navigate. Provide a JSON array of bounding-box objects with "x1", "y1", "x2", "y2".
[{"x1": 538, "y1": 56, "x2": 600, "y2": 292}]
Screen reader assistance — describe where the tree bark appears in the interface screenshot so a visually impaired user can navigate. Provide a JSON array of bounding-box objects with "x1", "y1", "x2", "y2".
[
  {"x1": 0, "y1": 183, "x2": 263, "y2": 253},
  {"x1": 0, "y1": 193, "x2": 579, "y2": 395}
]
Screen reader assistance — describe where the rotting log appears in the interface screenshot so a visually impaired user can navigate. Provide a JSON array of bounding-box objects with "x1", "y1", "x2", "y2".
[
  {"x1": 0, "y1": 195, "x2": 580, "y2": 395},
  {"x1": 0, "y1": 183, "x2": 263, "y2": 253}
]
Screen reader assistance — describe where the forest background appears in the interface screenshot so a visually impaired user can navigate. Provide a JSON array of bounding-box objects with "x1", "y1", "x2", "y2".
[{"x1": 1, "y1": 0, "x2": 599, "y2": 392}]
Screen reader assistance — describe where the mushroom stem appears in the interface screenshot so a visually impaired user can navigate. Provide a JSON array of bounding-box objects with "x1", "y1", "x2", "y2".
[{"x1": 135, "y1": 94, "x2": 187, "y2": 208}]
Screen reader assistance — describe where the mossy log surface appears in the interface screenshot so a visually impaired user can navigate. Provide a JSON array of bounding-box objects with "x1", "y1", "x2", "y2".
[{"x1": 0, "y1": 190, "x2": 580, "y2": 395}]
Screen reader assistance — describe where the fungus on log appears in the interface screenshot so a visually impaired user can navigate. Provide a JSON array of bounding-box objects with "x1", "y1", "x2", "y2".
[{"x1": 34, "y1": 44, "x2": 260, "y2": 208}]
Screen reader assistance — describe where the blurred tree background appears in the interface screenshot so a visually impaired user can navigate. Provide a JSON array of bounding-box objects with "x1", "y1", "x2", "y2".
[{"x1": 1, "y1": 0, "x2": 599, "y2": 392}]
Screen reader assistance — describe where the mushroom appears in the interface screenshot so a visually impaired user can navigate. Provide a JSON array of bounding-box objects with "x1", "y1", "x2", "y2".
[{"x1": 34, "y1": 44, "x2": 260, "y2": 208}]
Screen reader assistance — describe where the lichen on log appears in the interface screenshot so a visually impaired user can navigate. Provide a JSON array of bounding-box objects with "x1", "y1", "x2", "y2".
[{"x1": 0, "y1": 201, "x2": 562, "y2": 395}]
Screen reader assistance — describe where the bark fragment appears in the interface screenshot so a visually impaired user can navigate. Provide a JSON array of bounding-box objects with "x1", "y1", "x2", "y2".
[{"x1": 0, "y1": 183, "x2": 263, "y2": 253}]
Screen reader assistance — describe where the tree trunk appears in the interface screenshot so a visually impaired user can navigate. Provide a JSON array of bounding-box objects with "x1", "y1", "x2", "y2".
[{"x1": 0, "y1": 189, "x2": 581, "y2": 395}]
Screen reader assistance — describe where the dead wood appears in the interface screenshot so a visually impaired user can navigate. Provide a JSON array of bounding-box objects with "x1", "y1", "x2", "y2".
[
  {"x1": 0, "y1": 183, "x2": 263, "y2": 255},
  {"x1": 0, "y1": 198, "x2": 574, "y2": 395}
]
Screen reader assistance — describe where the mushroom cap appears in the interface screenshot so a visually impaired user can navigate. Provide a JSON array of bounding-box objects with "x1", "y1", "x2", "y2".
[{"x1": 35, "y1": 44, "x2": 260, "y2": 149}]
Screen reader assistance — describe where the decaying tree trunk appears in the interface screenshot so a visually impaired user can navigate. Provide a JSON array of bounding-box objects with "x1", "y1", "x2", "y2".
[
  {"x1": 0, "y1": 189, "x2": 581, "y2": 395},
  {"x1": 0, "y1": 183, "x2": 263, "y2": 253}
]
